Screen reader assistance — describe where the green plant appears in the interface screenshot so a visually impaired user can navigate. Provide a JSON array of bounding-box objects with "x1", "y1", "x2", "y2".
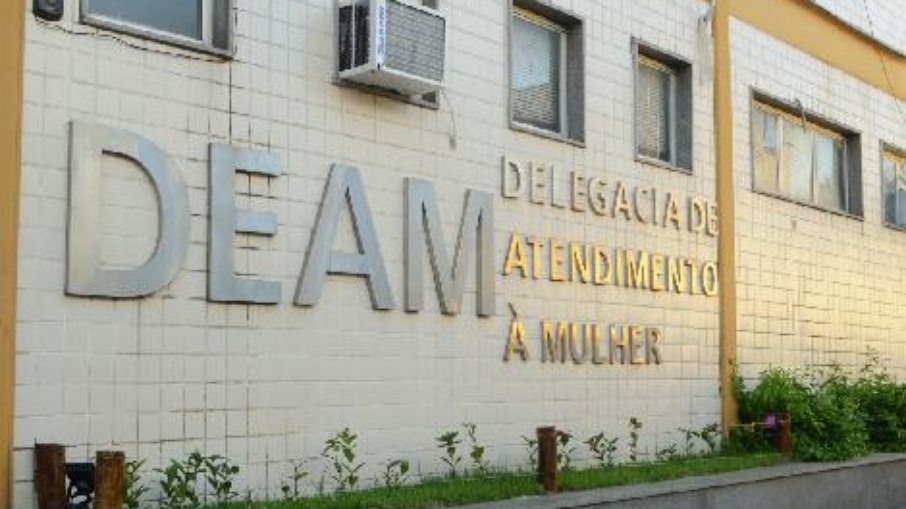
[
  {"x1": 853, "y1": 349, "x2": 906, "y2": 452},
  {"x1": 627, "y1": 418, "x2": 643, "y2": 462},
  {"x1": 322, "y1": 428, "x2": 365, "y2": 491},
  {"x1": 679, "y1": 424, "x2": 721, "y2": 456},
  {"x1": 521, "y1": 435, "x2": 538, "y2": 468},
  {"x1": 436, "y1": 430, "x2": 462, "y2": 477},
  {"x1": 678, "y1": 428, "x2": 697, "y2": 456},
  {"x1": 698, "y1": 424, "x2": 721, "y2": 453},
  {"x1": 734, "y1": 359, "x2": 895, "y2": 461},
  {"x1": 279, "y1": 459, "x2": 309, "y2": 502},
  {"x1": 124, "y1": 458, "x2": 149, "y2": 509},
  {"x1": 584, "y1": 432, "x2": 619, "y2": 467},
  {"x1": 462, "y1": 423, "x2": 489, "y2": 475},
  {"x1": 381, "y1": 459, "x2": 410, "y2": 489},
  {"x1": 156, "y1": 451, "x2": 206, "y2": 509},
  {"x1": 655, "y1": 444, "x2": 679, "y2": 462},
  {"x1": 556, "y1": 430, "x2": 576, "y2": 471},
  {"x1": 204, "y1": 455, "x2": 240, "y2": 507}
]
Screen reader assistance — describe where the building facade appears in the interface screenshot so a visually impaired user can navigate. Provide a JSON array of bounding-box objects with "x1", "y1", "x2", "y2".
[{"x1": 1, "y1": 0, "x2": 904, "y2": 506}]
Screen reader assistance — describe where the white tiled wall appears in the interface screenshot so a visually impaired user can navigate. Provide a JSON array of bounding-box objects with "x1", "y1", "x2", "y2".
[
  {"x1": 16, "y1": 0, "x2": 721, "y2": 505},
  {"x1": 811, "y1": 0, "x2": 906, "y2": 54},
  {"x1": 731, "y1": 18, "x2": 906, "y2": 380}
]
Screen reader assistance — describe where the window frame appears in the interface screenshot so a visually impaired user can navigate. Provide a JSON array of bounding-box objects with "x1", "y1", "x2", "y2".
[
  {"x1": 632, "y1": 40, "x2": 693, "y2": 173},
  {"x1": 748, "y1": 92, "x2": 863, "y2": 219},
  {"x1": 507, "y1": 0, "x2": 584, "y2": 146},
  {"x1": 80, "y1": 0, "x2": 234, "y2": 58},
  {"x1": 881, "y1": 143, "x2": 906, "y2": 232}
]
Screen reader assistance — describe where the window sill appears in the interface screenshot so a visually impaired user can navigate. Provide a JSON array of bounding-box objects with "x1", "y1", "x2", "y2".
[
  {"x1": 332, "y1": 78, "x2": 440, "y2": 110},
  {"x1": 635, "y1": 154, "x2": 692, "y2": 175},
  {"x1": 752, "y1": 188, "x2": 864, "y2": 221},
  {"x1": 81, "y1": 14, "x2": 233, "y2": 60},
  {"x1": 509, "y1": 121, "x2": 585, "y2": 148},
  {"x1": 882, "y1": 221, "x2": 906, "y2": 233}
]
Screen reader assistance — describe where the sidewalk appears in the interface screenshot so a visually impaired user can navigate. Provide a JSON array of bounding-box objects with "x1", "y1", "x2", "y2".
[{"x1": 455, "y1": 454, "x2": 906, "y2": 509}]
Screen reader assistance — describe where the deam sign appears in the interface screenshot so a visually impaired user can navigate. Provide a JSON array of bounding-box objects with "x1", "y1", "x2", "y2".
[{"x1": 65, "y1": 122, "x2": 495, "y2": 316}]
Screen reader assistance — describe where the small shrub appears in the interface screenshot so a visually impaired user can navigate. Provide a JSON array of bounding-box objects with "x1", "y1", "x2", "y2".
[
  {"x1": 436, "y1": 430, "x2": 463, "y2": 477},
  {"x1": 521, "y1": 435, "x2": 538, "y2": 468},
  {"x1": 556, "y1": 430, "x2": 576, "y2": 471},
  {"x1": 655, "y1": 443, "x2": 680, "y2": 462},
  {"x1": 584, "y1": 432, "x2": 619, "y2": 468},
  {"x1": 463, "y1": 423, "x2": 490, "y2": 475},
  {"x1": 678, "y1": 428, "x2": 697, "y2": 456},
  {"x1": 322, "y1": 428, "x2": 365, "y2": 491},
  {"x1": 203, "y1": 455, "x2": 240, "y2": 507},
  {"x1": 679, "y1": 424, "x2": 721, "y2": 455},
  {"x1": 124, "y1": 458, "x2": 149, "y2": 509},
  {"x1": 279, "y1": 459, "x2": 309, "y2": 502},
  {"x1": 156, "y1": 452, "x2": 205, "y2": 509},
  {"x1": 627, "y1": 417, "x2": 643, "y2": 462},
  {"x1": 698, "y1": 423, "x2": 721, "y2": 453},
  {"x1": 381, "y1": 459, "x2": 410, "y2": 489}
]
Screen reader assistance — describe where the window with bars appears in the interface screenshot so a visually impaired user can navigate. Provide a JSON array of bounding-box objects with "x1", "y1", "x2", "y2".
[
  {"x1": 509, "y1": 1, "x2": 583, "y2": 143},
  {"x1": 882, "y1": 147, "x2": 906, "y2": 228},
  {"x1": 81, "y1": 0, "x2": 232, "y2": 55},
  {"x1": 633, "y1": 42, "x2": 692, "y2": 171},
  {"x1": 751, "y1": 98, "x2": 862, "y2": 215}
]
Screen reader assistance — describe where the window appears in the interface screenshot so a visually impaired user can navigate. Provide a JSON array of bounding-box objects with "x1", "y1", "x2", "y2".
[
  {"x1": 882, "y1": 147, "x2": 906, "y2": 229},
  {"x1": 750, "y1": 98, "x2": 862, "y2": 215},
  {"x1": 509, "y1": 1, "x2": 584, "y2": 143},
  {"x1": 81, "y1": 0, "x2": 232, "y2": 55},
  {"x1": 634, "y1": 42, "x2": 692, "y2": 171}
]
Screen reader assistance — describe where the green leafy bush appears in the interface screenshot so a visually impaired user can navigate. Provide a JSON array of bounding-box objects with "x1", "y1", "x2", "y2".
[
  {"x1": 734, "y1": 351, "x2": 905, "y2": 460},
  {"x1": 853, "y1": 351, "x2": 906, "y2": 452}
]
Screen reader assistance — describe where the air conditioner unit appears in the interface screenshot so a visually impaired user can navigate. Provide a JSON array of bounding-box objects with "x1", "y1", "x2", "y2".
[{"x1": 337, "y1": 0, "x2": 446, "y2": 96}]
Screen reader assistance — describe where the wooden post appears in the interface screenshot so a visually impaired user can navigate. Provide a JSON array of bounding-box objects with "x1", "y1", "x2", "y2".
[
  {"x1": 93, "y1": 451, "x2": 124, "y2": 509},
  {"x1": 33, "y1": 444, "x2": 66, "y2": 509},
  {"x1": 778, "y1": 412, "x2": 793, "y2": 457},
  {"x1": 536, "y1": 426, "x2": 558, "y2": 493}
]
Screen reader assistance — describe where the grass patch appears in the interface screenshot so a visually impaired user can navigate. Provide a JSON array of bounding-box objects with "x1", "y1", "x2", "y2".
[
  {"x1": 249, "y1": 453, "x2": 783, "y2": 509},
  {"x1": 560, "y1": 453, "x2": 782, "y2": 491}
]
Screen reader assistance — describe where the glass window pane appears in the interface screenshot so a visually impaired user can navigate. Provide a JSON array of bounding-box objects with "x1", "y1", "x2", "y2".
[
  {"x1": 814, "y1": 135, "x2": 845, "y2": 210},
  {"x1": 89, "y1": 0, "x2": 202, "y2": 40},
  {"x1": 511, "y1": 15, "x2": 561, "y2": 133},
  {"x1": 752, "y1": 108, "x2": 779, "y2": 193},
  {"x1": 779, "y1": 120, "x2": 813, "y2": 202},
  {"x1": 898, "y1": 164, "x2": 906, "y2": 226},
  {"x1": 636, "y1": 61, "x2": 671, "y2": 162},
  {"x1": 882, "y1": 158, "x2": 897, "y2": 224}
]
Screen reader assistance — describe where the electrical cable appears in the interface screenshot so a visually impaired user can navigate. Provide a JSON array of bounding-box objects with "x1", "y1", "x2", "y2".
[
  {"x1": 857, "y1": 0, "x2": 906, "y2": 132},
  {"x1": 439, "y1": 88, "x2": 459, "y2": 150},
  {"x1": 33, "y1": 16, "x2": 226, "y2": 63}
]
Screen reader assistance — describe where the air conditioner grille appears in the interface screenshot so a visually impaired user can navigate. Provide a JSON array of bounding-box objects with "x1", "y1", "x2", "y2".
[
  {"x1": 338, "y1": 2, "x2": 371, "y2": 72},
  {"x1": 385, "y1": 1, "x2": 445, "y2": 82}
]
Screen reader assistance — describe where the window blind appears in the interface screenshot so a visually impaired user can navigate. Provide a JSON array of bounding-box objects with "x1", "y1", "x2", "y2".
[
  {"x1": 636, "y1": 59, "x2": 671, "y2": 162},
  {"x1": 511, "y1": 14, "x2": 562, "y2": 133}
]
